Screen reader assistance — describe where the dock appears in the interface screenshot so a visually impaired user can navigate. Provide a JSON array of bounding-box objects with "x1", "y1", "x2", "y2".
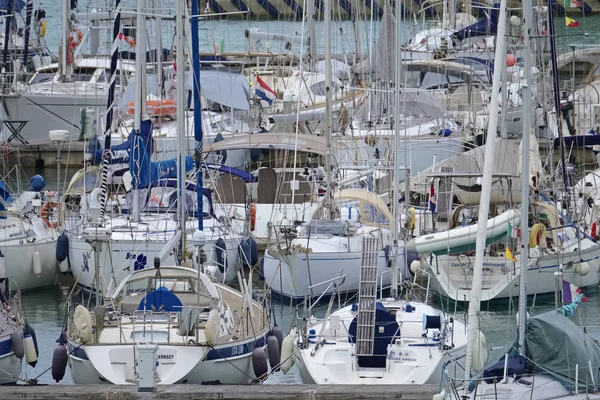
[{"x1": 2, "y1": 384, "x2": 441, "y2": 399}]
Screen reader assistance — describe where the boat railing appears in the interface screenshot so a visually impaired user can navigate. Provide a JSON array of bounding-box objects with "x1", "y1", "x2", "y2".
[{"x1": 297, "y1": 274, "x2": 347, "y2": 348}]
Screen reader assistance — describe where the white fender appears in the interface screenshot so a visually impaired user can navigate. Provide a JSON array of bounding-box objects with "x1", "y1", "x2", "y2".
[
  {"x1": 280, "y1": 327, "x2": 296, "y2": 374},
  {"x1": 32, "y1": 251, "x2": 42, "y2": 276},
  {"x1": 24, "y1": 334, "x2": 37, "y2": 365}
]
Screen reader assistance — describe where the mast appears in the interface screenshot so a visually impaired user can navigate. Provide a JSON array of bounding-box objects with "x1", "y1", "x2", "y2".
[
  {"x1": 176, "y1": 0, "x2": 187, "y2": 251},
  {"x1": 463, "y1": 0, "x2": 508, "y2": 381},
  {"x1": 61, "y1": 0, "x2": 71, "y2": 80},
  {"x1": 22, "y1": 0, "x2": 33, "y2": 73},
  {"x1": 391, "y1": 0, "x2": 402, "y2": 298},
  {"x1": 191, "y1": 0, "x2": 203, "y2": 230},
  {"x1": 306, "y1": 0, "x2": 316, "y2": 71},
  {"x1": 132, "y1": 0, "x2": 146, "y2": 222},
  {"x1": 1, "y1": 0, "x2": 13, "y2": 75},
  {"x1": 547, "y1": 0, "x2": 570, "y2": 194},
  {"x1": 323, "y1": 0, "x2": 333, "y2": 220},
  {"x1": 99, "y1": 0, "x2": 122, "y2": 222},
  {"x1": 517, "y1": 0, "x2": 533, "y2": 355}
]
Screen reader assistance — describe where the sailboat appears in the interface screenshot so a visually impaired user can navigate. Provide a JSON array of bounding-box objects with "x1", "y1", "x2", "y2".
[
  {"x1": 292, "y1": 2, "x2": 469, "y2": 381},
  {"x1": 61, "y1": 0, "x2": 248, "y2": 291},
  {"x1": 63, "y1": 0, "x2": 272, "y2": 385},
  {"x1": 442, "y1": 2, "x2": 600, "y2": 397}
]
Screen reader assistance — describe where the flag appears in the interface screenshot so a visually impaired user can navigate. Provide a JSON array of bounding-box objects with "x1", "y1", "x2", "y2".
[
  {"x1": 429, "y1": 182, "x2": 436, "y2": 214},
  {"x1": 213, "y1": 39, "x2": 225, "y2": 54},
  {"x1": 506, "y1": 247, "x2": 517, "y2": 262},
  {"x1": 565, "y1": 0, "x2": 582, "y2": 7},
  {"x1": 562, "y1": 280, "x2": 588, "y2": 303},
  {"x1": 566, "y1": 16, "x2": 579, "y2": 27},
  {"x1": 508, "y1": 221, "x2": 520, "y2": 238},
  {"x1": 255, "y1": 76, "x2": 277, "y2": 105}
]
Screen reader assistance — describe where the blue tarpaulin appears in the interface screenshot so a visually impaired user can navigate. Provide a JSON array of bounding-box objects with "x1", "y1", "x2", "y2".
[
  {"x1": 453, "y1": 5, "x2": 499, "y2": 42},
  {"x1": 0, "y1": 0, "x2": 26, "y2": 13}
]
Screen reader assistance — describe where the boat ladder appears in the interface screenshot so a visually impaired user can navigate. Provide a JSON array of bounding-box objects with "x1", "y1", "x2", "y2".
[{"x1": 355, "y1": 237, "x2": 380, "y2": 357}]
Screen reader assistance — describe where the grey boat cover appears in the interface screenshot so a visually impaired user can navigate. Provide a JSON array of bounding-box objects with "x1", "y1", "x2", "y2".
[{"x1": 525, "y1": 310, "x2": 600, "y2": 388}]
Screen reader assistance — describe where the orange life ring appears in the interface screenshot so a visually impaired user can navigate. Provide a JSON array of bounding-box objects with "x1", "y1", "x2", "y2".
[
  {"x1": 249, "y1": 203, "x2": 256, "y2": 232},
  {"x1": 68, "y1": 28, "x2": 83, "y2": 50},
  {"x1": 127, "y1": 99, "x2": 178, "y2": 118},
  {"x1": 41, "y1": 201, "x2": 59, "y2": 229},
  {"x1": 124, "y1": 35, "x2": 136, "y2": 47}
]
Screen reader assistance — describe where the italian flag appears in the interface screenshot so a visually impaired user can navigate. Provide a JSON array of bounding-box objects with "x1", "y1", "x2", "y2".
[
  {"x1": 566, "y1": 16, "x2": 579, "y2": 27},
  {"x1": 508, "y1": 221, "x2": 520, "y2": 238},
  {"x1": 565, "y1": 0, "x2": 582, "y2": 7}
]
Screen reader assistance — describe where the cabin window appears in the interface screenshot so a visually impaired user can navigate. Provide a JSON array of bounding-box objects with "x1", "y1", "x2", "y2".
[{"x1": 29, "y1": 73, "x2": 55, "y2": 85}]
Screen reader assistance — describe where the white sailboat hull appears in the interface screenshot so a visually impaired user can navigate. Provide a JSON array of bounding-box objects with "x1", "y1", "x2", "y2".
[
  {"x1": 428, "y1": 242, "x2": 600, "y2": 301},
  {"x1": 67, "y1": 235, "x2": 241, "y2": 291},
  {"x1": 2, "y1": 239, "x2": 57, "y2": 291},
  {"x1": 68, "y1": 337, "x2": 268, "y2": 385},
  {"x1": 263, "y1": 243, "x2": 401, "y2": 300}
]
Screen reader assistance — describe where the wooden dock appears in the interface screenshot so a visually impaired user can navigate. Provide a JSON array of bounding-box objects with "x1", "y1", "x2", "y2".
[{"x1": 1, "y1": 384, "x2": 441, "y2": 399}]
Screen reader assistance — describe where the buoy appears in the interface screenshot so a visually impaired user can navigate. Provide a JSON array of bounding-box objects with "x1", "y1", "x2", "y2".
[
  {"x1": 238, "y1": 240, "x2": 251, "y2": 268},
  {"x1": 574, "y1": 261, "x2": 591, "y2": 276},
  {"x1": 280, "y1": 327, "x2": 296, "y2": 374},
  {"x1": 24, "y1": 333, "x2": 38, "y2": 367},
  {"x1": 25, "y1": 323, "x2": 39, "y2": 363},
  {"x1": 32, "y1": 251, "x2": 42, "y2": 276},
  {"x1": 471, "y1": 330, "x2": 488, "y2": 371},
  {"x1": 251, "y1": 346, "x2": 268, "y2": 379},
  {"x1": 529, "y1": 223, "x2": 547, "y2": 248},
  {"x1": 11, "y1": 331, "x2": 24, "y2": 359},
  {"x1": 432, "y1": 389, "x2": 446, "y2": 400},
  {"x1": 267, "y1": 335, "x2": 281, "y2": 372},
  {"x1": 205, "y1": 309, "x2": 220, "y2": 347},
  {"x1": 51, "y1": 342, "x2": 68, "y2": 382},
  {"x1": 410, "y1": 260, "x2": 422, "y2": 274},
  {"x1": 506, "y1": 54, "x2": 516, "y2": 67},
  {"x1": 56, "y1": 232, "x2": 70, "y2": 273},
  {"x1": 592, "y1": 221, "x2": 598, "y2": 241},
  {"x1": 509, "y1": 15, "x2": 521, "y2": 26},
  {"x1": 247, "y1": 238, "x2": 258, "y2": 266},
  {"x1": 271, "y1": 325, "x2": 284, "y2": 353},
  {"x1": 215, "y1": 238, "x2": 227, "y2": 273},
  {"x1": 0, "y1": 251, "x2": 6, "y2": 280}
]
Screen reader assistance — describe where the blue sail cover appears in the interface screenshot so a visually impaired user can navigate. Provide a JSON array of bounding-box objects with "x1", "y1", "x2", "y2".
[
  {"x1": 453, "y1": 5, "x2": 499, "y2": 42},
  {"x1": 90, "y1": 119, "x2": 154, "y2": 165},
  {"x1": 129, "y1": 122, "x2": 153, "y2": 190},
  {"x1": 203, "y1": 163, "x2": 256, "y2": 182},
  {"x1": 0, "y1": 0, "x2": 26, "y2": 13},
  {"x1": 0, "y1": 181, "x2": 12, "y2": 202},
  {"x1": 150, "y1": 156, "x2": 194, "y2": 184}
]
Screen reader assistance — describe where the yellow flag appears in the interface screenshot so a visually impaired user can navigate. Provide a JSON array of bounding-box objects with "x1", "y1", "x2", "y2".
[{"x1": 506, "y1": 247, "x2": 517, "y2": 262}]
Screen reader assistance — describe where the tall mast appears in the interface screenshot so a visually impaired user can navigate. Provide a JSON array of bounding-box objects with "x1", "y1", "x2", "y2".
[
  {"x1": 391, "y1": 0, "x2": 402, "y2": 298},
  {"x1": 306, "y1": 0, "x2": 316, "y2": 71},
  {"x1": 131, "y1": 0, "x2": 146, "y2": 222},
  {"x1": 176, "y1": 0, "x2": 187, "y2": 251},
  {"x1": 191, "y1": 0, "x2": 203, "y2": 230},
  {"x1": 323, "y1": 0, "x2": 333, "y2": 220},
  {"x1": 99, "y1": 0, "x2": 122, "y2": 222},
  {"x1": 61, "y1": 0, "x2": 71, "y2": 80},
  {"x1": 463, "y1": 0, "x2": 508, "y2": 381},
  {"x1": 517, "y1": 0, "x2": 533, "y2": 356},
  {"x1": 547, "y1": 0, "x2": 570, "y2": 195}
]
